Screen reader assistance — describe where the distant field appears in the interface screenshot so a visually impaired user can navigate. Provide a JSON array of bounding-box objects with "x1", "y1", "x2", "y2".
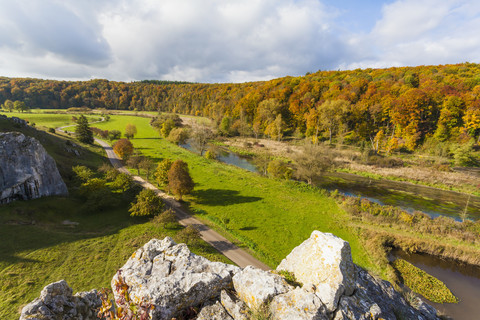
[{"x1": 1, "y1": 111, "x2": 101, "y2": 129}]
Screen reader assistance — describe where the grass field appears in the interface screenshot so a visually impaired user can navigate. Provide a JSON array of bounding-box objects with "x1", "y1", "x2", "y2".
[
  {"x1": 0, "y1": 116, "x2": 230, "y2": 319},
  {"x1": 92, "y1": 115, "x2": 374, "y2": 269}
]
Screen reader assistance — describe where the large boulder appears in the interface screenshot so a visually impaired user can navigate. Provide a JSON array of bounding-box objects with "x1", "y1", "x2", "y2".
[
  {"x1": 232, "y1": 265, "x2": 292, "y2": 309},
  {"x1": 19, "y1": 280, "x2": 100, "y2": 320},
  {"x1": 0, "y1": 132, "x2": 68, "y2": 204},
  {"x1": 277, "y1": 231, "x2": 356, "y2": 312},
  {"x1": 112, "y1": 237, "x2": 240, "y2": 320}
]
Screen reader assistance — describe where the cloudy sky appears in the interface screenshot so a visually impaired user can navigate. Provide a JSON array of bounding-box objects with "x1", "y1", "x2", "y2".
[{"x1": 0, "y1": 0, "x2": 479, "y2": 83}]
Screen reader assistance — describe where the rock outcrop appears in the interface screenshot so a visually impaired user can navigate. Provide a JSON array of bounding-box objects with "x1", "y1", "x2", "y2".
[
  {"x1": 277, "y1": 231, "x2": 356, "y2": 312},
  {"x1": 112, "y1": 237, "x2": 240, "y2": 320},
  {"x1": 0, "y1": 132, "x2": 68, "y2": 204},
  {"x1": 20, "y1": 231, "x2": 440, "y2": 320},
  {"x1": 19, "y1": 280, "x2": 100, "y2": 320}
]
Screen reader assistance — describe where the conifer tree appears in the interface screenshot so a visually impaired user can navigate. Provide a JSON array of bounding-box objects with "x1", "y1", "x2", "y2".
[{"x1": 75, "y1": 115, "x2": 94, "y2": 144}]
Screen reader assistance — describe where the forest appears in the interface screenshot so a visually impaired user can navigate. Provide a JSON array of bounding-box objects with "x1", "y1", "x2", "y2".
[{"x1": 1, "y1": 63, "x2": 480, "y2": 155}]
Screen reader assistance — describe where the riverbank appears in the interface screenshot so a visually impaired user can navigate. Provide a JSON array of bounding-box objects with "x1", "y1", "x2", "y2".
[{"x1": 220, "y1": 136, "x2": 480, "y2": 197}]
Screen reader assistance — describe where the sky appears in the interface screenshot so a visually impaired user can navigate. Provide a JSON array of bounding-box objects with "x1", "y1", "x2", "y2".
[{"x1": 0, "y1": 0, "x2": 480, "y2": 83}]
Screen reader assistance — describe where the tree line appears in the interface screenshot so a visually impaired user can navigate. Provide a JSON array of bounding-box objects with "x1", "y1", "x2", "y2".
[{"x1": 1, "y1": 62, "x2": 480, "y2": 152}]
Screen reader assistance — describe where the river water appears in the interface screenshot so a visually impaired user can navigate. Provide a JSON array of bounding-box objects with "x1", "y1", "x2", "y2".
[
  {"x1": 180, "y1": 141, "x2": 480, "y2": 221},
  {"x1": 395, "y1": 250, "x2": 480, "y2": 320}
]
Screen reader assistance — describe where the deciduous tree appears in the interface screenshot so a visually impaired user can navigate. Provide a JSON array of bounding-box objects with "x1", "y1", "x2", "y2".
[
  {"x1": 125, "y1": 123, "x2": 137, "y2": 139},
  {"x1": 113, "y1": 138, "x2": 134, "y2": 159},
  {"x1": 168, "y1": 160, "x2": 194, "y2": 200}
]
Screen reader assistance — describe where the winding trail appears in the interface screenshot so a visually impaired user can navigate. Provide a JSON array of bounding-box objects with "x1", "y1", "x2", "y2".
[{"x1": 59, "y1": 123, "x2": 270, "y2": 270}]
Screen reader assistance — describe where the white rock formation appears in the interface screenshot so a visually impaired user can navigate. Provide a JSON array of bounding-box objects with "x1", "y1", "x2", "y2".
[
  {"x1": 232, "y1": 265, "x2": 292, "y2": 309},
  {"x1": 0, "y1": 132, "x2": 68, "y2": 204},
  {"x1": 270, "y1": 287, "x2": 328, "y2": 320},
  {"x1": 112, "y1": 237, "x2": 240, "y2": 320},
  {"x1": 19, "y1": 280, "x2": 100, "y2": 320},
  {"x1": 277, "y1": 230, "x2": 356, "y2": 312}
]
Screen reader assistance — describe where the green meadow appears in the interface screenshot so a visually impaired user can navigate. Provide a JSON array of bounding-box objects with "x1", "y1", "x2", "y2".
[{"x1": 0, "y1": 116, "x2": 229, "y2": 319}]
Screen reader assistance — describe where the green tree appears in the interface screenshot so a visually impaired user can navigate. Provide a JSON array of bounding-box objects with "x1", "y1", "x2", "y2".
[
  {"x1": 14, "y1": 100, "x2": 28, "y2": 112},
  {"x1": 125, "y1": 123, "x2": 137, "y2": 139},
  {"x1": 75, "y1": 115, "x2": 94, "y2": 144},
  {"x1": 160, "y1": 119, "x2": 176, "y2": 138},
  {"x1": 139, "y1": 157, "x2": 156, "y2": 180},
  {"x1": 129, "y1": 189, "x2": 164, "y2": 217},
  {"x1": 155, "y1": 159, "x2": 173, "y2": 186},
  {"x1": 191, "y1": 125, "x2": 213, "y2": 155},
  {"x1": 267, "y1": 159, "x2": 292, "y2": 179},
  {"x1": 3, "y1": 99, "x2": 14, "y2": 112},
  {"x1": 111, "y1": 173, "x2": 134, "y2": 192},
  {"x1": 168, "y1": 160, "x2": 194, "y2": 200}
]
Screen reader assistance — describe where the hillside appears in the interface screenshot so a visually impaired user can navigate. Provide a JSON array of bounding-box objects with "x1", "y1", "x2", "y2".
[{"x1": 1, "y1": 63, "x2": 480, "y2": 154}]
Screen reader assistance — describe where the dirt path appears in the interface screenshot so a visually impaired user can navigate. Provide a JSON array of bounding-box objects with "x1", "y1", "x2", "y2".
[{"x1": 93, "y1": 138, "x2": 270, "y2": 270}]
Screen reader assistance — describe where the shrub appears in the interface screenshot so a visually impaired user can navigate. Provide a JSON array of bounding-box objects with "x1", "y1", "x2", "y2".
[
  {"x1": 152, "y1": 208, "x2": 178, "y2": 229},
  {"x1": 47, "y1": 127, "x2": 55, "y2": 133},
  {"x1": 267, "y1": 159, "x2": 292, "y2": 179},
  {"x1": 176, "y1": 225, "x2": 201, "y2": 245},
  {"x1": 129, "y1": 189, "x2": 164, "y2": 217},
  {"x1": 108, "y1": 130, "x2": 121, "y2": 140},
  {"x1": 167, "y1": 127, "x2": 189, "y2": 144},
  {"x1": 72, "y1": 165, "x2": 94, "y2": 182},
  {"x1": 111, "y1": 173, "x2": 134, "y2": 192}
]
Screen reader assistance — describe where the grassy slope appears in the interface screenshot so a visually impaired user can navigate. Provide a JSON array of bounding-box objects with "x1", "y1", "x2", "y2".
[
  {"x1": 92, "y1": 115, "x2": 374, "y2": 268},
  {"x1": 0, "y1": 116, "x2": 229, "y2": 319}
]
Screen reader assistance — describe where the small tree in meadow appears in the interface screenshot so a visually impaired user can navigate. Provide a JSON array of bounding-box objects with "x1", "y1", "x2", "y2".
[
  {"x1": 152, "y1": 208, "x2": 178, "y2": 230},
  {"x1": 168, "y1": 160, "x2": 194, "y2": 200},
  {"x1": 125, "y1": 123, "x2": 137, "y2": 139},
  {"x1": 129, "y1": 189, "x2": 164, "y2": 217},
  {"x1": 113, "y1": 138, "x2": 134, "y2": 159},
  {"x1": 139, "y1": 157, "x2": 156, "y2": 180},
  {"x1": 155, "y1": 159, "x2": 173, "y2": 187}
]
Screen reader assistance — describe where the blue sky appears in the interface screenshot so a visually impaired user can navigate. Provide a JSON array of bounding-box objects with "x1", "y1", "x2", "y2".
[{"x1": 0, "y1": 0, "x2": 479, "y2": 83}]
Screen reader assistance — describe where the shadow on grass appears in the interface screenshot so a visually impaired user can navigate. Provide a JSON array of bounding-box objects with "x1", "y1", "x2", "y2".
[{"x1": 193, "y1": 188, "x2": 262, "y2": 206}]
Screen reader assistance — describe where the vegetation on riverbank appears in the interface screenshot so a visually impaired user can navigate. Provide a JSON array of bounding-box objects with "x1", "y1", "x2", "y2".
[{"x1": 392, "y1": 259, "x2": 458, "y2": 304}]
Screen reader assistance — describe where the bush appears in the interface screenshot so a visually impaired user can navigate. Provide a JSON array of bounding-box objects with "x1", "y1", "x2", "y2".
[
  {"x1": 176, "y1": 225, "x2": 201, "y2": 245},
  {"x1": 152, "y1": 208, "x2": 178, "y2": 229},
  {"x1": 267, "y1": 159, "x2": 292, "y2": 179},
  {"x1": 167, "y1": 127, "x2": 189, "y2": 144},
  {"x1": 129, "y1": 188, "x2": 164, "y2": 217},
  {"x1": 108, "y1": 130, "x2": 121, "y2": 140},
  {"x1": 47, "y1": 127, "x2": 55, "y2": 133}
]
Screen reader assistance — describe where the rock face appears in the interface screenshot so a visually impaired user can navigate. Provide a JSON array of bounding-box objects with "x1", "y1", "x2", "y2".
[
  {"x1": 113, "y1": 237, "x2": 240, "y2": 320},
  {"x1": 277, "y1": 230, "x2": 356, "y2": 312},
  {"x1": 19, "y1": 280, "x2": 101, "y2": 320},
  {"x1": 0, "y1": 132, "x2": 68, "y2": 204},
  {"x1": 21, "y1": 232, "x2": 441, "y2": 320}
]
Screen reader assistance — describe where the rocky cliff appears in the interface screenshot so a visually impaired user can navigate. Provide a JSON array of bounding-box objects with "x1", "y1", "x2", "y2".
[
  {"x1": 0, "y1": 132, "x2": 68, "y2": 204},
  {"x1": 20, "y1": 231, "x2": 439, "y2": 320}
]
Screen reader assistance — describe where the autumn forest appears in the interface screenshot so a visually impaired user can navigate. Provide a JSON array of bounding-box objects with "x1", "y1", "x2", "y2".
[{"x1": 1, "y1": 63, "x2": 480, "y2": 156}]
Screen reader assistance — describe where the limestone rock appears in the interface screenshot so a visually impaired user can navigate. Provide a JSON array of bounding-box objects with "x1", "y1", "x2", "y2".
[
  {"x1": 276, "y1": 230, "x2": 356, "y2": 312},
  {"x1": 333, "y1": 268, "x2": 439, "y2": 320},
  {"x1": 19, "y1": 280, "x2": 101, "y2": 320},
  {"x1": 113, "y1": 237, "x2": 240, "y2": 320},
  {"x1": 197, "y1": 301, "x2": 233, "y2": 320},
  {"x1": 220, "y1": 290, "x2": 249, "y2": 320},
  {"x1": 232, "y1": 265, "x2": 292, "y2": 309},
  {"x1": 0, "y1": 132, "x2": 68, "y2": 204},
  {"x1": 270, "y1": 287, "x2": 328, "y2": 320}
]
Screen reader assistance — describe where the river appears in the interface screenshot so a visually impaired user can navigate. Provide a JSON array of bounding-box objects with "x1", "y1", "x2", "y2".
[
  {"x1": 180, "y1": 141, "x2": 480, "y2": 221},
  {"x1": 395, "y1": 250, "x2": 480, "y2": 320}
]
